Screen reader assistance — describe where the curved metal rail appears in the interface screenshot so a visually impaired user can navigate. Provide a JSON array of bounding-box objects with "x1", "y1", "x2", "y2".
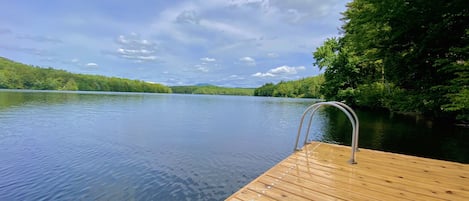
[
  {"x1": 294, "y1": 101, "x2": 359, "y2": 164},
  {"x1": 329, "y1": 101, "x2": 360, "y2": 152}
]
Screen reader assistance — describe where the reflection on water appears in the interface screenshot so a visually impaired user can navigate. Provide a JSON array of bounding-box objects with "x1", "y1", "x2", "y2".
[
  {"x1": 0, "y1": 90, "x2": 317, "y2": 200},
  {"x1": 321, "y1": 107, "x2": 469, "y2": 163},
  {"x1": 0, "y1": 90, "x2": 467, "y2": 200}
]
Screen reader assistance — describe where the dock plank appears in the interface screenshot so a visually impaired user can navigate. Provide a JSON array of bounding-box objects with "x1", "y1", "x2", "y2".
[{"x1": 226, "y1": 142, "x2": 469, "y2": 201}]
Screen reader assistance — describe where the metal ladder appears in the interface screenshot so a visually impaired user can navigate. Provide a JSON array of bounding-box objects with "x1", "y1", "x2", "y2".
[{"x1": 293, "y1": 101, "x2": 360, "y2": 164}]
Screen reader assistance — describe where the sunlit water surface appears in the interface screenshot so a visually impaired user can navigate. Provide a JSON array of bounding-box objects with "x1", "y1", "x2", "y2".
[{"x1": 0, "y1": 90, "x2": 467, "y2": 200}]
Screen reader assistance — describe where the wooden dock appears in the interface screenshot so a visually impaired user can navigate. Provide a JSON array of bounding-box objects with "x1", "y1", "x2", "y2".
[{"x1": 226, "y1": 141, "x2": 469, "y2": 201}]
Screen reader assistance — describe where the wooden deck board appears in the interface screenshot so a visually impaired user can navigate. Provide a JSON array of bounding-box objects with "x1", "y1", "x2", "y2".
[{"x1": 226, "y1": 142, "x2": 469, "y2": 201}]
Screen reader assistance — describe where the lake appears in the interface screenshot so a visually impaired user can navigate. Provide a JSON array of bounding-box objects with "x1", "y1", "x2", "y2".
[{"x1": 0, "y1": 90, "x2": 467, "y2": 200}]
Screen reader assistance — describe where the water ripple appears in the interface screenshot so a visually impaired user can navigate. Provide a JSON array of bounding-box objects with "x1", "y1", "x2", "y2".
[{"x1": 0, "y1": 92, "x2": 325, "y2": 200}]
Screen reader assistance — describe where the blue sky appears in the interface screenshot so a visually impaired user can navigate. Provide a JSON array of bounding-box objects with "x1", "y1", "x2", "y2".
[{"x1": 0, "y1": 0, "x2": 349, "y2": 87}]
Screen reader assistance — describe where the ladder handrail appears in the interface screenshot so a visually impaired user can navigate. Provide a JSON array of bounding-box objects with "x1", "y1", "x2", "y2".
[
  {"x1": 302, "y1": 104, "x2": 322, "y2": 145},
  {"x1": 294, "y1": 101, "x2": 359, "y2": 164},
  {"x1": 302, "y1": 102, "x2": 360, "y2": 146},
  {"x1": 295, "y1": 102, "x2": 356, "y2": 150},
  {"x1": 330, "y1": 101, "x2": 360, "y2": 152},
  {"x1": 294, "y1": 102, "x2": 354, "y2": 150}
]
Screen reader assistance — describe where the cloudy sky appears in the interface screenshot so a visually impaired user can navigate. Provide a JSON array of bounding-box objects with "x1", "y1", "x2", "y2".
[{"x1": 0, "y1": 0, "x2": 349, "y2": 87}]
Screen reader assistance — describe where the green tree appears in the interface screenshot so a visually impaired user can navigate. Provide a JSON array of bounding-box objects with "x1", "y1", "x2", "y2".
[
  {"x1": 313, "y1": 0, "x2": 469, "y2": 121},
  {"x1": 61, "y1": 79, "x2": 79, "y2": 91},
  {"x1": 254, "y1": 83, "x2": 275, "y2": 96},
  {"x1": 0, "y1": 57, "x2": 172, "y2": 94},
  {"x1": 254, "y1": 75, "x2": 324, "y2": 98}
]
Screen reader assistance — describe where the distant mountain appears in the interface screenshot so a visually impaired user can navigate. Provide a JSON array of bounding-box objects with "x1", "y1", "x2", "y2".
[{"x1": 195, "y1": 83, "x2": 215, "y2": 86}]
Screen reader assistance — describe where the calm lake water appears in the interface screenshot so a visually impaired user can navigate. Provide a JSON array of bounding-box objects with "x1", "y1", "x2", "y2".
[{"x1": 0, "y1": 90, "x2": 468, "y2": 200}]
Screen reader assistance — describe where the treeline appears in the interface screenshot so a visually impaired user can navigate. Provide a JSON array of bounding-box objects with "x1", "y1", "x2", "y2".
[
  {"x1": 0, "y1": 57, "x2": 172, "y2": 93},
  {"x1": 313, "y1": 0, "x2": 468, "y2": 121},
  {"x1": 254, "y1": 75, "x2": 324, "y2": 98},
  {"x1": 170, "y1": 85, "x2": 254, "y2": 96}
]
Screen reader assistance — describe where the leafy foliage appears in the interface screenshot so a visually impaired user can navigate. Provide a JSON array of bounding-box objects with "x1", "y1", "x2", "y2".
[
  {"x1": 313, "y1": 0, "x2": 469, "y2": 121},
  {"x1": 0, "y1": 57, "x2": 172, "y2": 93},
  {"x1": 254, "y1": 75, "x2": 324, "y2": 98},
  {"x1": 170, "y1": 85, "x2": 254, "y2": 96}
]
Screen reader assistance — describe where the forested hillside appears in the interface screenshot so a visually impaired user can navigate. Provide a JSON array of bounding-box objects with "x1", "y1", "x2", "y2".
[
  {"x1": 254, "y1": 75, "x2": 324, "y2": 98},
  {"x1": 313, "y1": 0, "x2": 468, "y2": 121},
  {"x1": 0, "y1": 57, "x2": 172, "y2": 93},
  {"x1": 171, "y1": 85, "x2": 254, "y2": 96}
]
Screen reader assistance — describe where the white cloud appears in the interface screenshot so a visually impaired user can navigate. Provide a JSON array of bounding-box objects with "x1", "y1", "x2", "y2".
[
  {"x1": 71, "y1": 58, "x2": 79, "y2": 63},
  {"x1": 195, "y1": 64, "x2": 209, "y2": 72},
  {"x1": 252, "y1": 72, "x2": 274, "y2": 77},
  {"x1": 2, "y1": 0, "x2": 347, "y2": 88},
  {"x1": 269, "y1": 0, "x2": 340, "y2": 20},
  {"x1": 227, "y1": 74, "x2": 245, "y2": 80},
  {"x1": 227, "y1": 0, "x2": 341, "y2": 23},
  {"x1": 113, "y1": 33, "x2": 158, "y2": 62},
  {"x1": 228, "y1": 0, "x2": 263, "y2": 6},
  {"x1": 239, "y1": 56, "x2": 256, "y2": 66},
  {"x1": 200, "y1": 57, "x2": 216, "y2": 62},
  {"x1": 267, "y1": 52, "x2": 279, "y2": 58},
  {"x1": 149, "y1": 4, "x2": 209, "y2": 45},
  {"x1": 198, "y1": 67, "x2": 209, "y2": 72},
  {"x1": 86, "y1": 62, "x2": 98, "y2": 67},
  {"x1": 239, "y1": 56, "x2": 255, "y2": 62},
  {"x1": 270, "y1": 65, "x2": 305, "y2": 74},
  {"x1": 176, "y1": 10, "x2": 200, "y2": 24},
  {"x1": 284, "y1": 9, "x2": 305, "y2": 23},
  {"x1": 252, "y1": 65, "x2": 305, "y2": 77}
]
